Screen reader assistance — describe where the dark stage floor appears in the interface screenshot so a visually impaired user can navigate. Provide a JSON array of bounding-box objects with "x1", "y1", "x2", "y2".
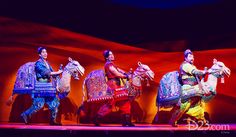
[{"x1": 0, "y1": 123, "x2": 235, "y2": 137}]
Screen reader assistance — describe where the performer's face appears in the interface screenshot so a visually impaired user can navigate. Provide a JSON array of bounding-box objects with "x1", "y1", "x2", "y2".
[
  {"x1": 185, "y1": 54, "x2": 194, "y2": 64},
  {"x1": 107, "y1": 51, "x2": 115, "y2": 61},
  {"x1": 39, "y1": 49, "x2": 48, "y2": 60}
]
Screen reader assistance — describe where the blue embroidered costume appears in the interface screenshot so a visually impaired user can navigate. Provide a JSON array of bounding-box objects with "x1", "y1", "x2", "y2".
[{"x1": 21, "y1": 58, "x2": 60, "y2": 125}]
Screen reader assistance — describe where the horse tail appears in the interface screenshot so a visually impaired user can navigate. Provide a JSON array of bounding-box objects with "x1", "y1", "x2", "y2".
[
  {"x1": 157, "y1": 71, "x2": 181, "y2": 107},
  {"x1": 6, "y1": 95, "x2": 15, "y2": 106},
  {"x1": 7, "y1": 62, "x2": 35, "y2": 106},
  {"x1": 82, "y1": 76, "x2": 88, "y2": 103},
  {"x1": 157, "y1": 88, "x2": 160, "y2": 113}
]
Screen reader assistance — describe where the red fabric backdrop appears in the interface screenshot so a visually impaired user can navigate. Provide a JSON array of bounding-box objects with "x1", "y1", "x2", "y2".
[{"x1": 0, "y1": 17, "x2": 235, "y2": 124}]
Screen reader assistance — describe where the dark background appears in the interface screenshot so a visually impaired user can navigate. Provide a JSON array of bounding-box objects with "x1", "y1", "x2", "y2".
[
  {"x1": 0, "y1": 0, "x2": 236, "y2": 124},
  {"x1": 1, "y1": 0, "x2": 236, "y2": 51}
]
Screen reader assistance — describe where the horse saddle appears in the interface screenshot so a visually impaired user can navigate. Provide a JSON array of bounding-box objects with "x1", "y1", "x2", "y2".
[
  {"x1": 32, "y1": 82, "x2": 57, "y2": 97},
  {"x1": 113, "y1": 87, "x2": 129, "y2": 100}
]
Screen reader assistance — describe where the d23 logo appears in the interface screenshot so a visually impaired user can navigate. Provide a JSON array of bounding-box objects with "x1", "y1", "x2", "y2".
[
  {"x1": 183, "y1": 118, "x2": 209, "y2": 130},
  {"x1": 183, "y1": 118, "x2": 230, "y2": 131}
]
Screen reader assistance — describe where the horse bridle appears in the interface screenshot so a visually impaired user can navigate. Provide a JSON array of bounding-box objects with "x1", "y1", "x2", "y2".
[{"x1": 64, "y1": 67, "x2": 79, "y2": 79}]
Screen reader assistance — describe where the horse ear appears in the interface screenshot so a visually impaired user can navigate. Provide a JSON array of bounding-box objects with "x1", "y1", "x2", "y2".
[
  {"x1": 213, "y1": 58, "x2": 217, "y2": 64},
  {"x1": 68, "y1": 57, "x2": 73, "y2": 62},
  {"x1": 138, "y1": 61, "x2": 142, "y2": 66},
  {"x1": 224, "y1": 67, "x2": 231, "y2": 77}
]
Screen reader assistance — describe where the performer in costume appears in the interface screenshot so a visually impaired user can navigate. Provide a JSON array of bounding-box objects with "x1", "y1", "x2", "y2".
[
  {"x1": 93, "y1": 50, "x2": 135, "y2": 127},
  {"x1": 21, "y1": 47, "x2": 63, "y2": 125},
  {"x1": 169, "y1": 49, "x2": 209, "y2": 127}
]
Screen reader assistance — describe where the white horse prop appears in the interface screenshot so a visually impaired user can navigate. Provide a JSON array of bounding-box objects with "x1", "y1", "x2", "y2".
[
  {"x1": 78, "y1": 62, "x2": 154, "y2": 123},
  {"x1": 154, "y1": 59, "x2": 230, "y2": 123},
  {"x1": 7, "y1": 57, "x2": 85, "y2": 105}
]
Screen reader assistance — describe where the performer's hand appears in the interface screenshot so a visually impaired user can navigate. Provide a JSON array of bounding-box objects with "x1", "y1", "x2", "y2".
[
  {"x1": 207, "y1": 69, "x2": 213, "y2": 74},
  {"x1": 59, "y1": 64, "x2": 63, "y2": 70},
  {"x1": 124, "y1": 73, "x2": 129, "y2": 80},
  {"x1": 203, "y1": 67, "x2": 208, "y2": 75},
  {"x1": 57, "y1": 70, "x2": 63, "y2": 74},
  {"x1": 6, "y1": 95, "x2": 14, "y2": 106},
  {"x1": 51, "y1": 70, "x2": 63, "y2": 76}
]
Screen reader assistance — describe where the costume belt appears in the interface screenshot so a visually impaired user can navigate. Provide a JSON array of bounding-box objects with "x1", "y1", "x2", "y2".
[
  {"x1": 38, "y1": 78, "x2": 50, "y2": 83},
  {"x1": 182, "y1": 80, "x2": 198, "y2": 86}
]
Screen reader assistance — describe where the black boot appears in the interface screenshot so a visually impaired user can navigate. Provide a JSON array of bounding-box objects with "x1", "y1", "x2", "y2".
[
  {"x1": 122, "y1": 114, "x2": 135, "y2": 127},
  {"x1": 169, "y1": 113, "x2": 179, "y2": 127},
  {"x1": 169, "y1": 120, "x2": 178, "y2": 127},
  {"x1": 168, "y1": 106, "x2": 185, "y2": 127},
  {"x1": 49, "y1": 119, "x2": 62, "y2": 126},
  {"x1": 21, "y1": 113, "x2": 29, "y2": 125},
  {"x1": 93, "y1": 114, "x2": 102, "y2": 126}
]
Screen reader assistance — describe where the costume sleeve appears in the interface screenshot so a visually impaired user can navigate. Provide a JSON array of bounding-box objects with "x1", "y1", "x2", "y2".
[
  {"x1": 35, "y1": 61, "x2": 51, "y2": 78},
  {"x1": 182, "y1": 63, "x2": 196, "y2": 75},
  {"x1": 48, "y1": 62, "x2": 54, "y2": 72},
  {"x1": 108, "y1": 64, "x2": 126, "y2": 78},
  {"x1": 182, "y1": 63, "x2": 205, "y2": 76},
  {"x1": 117, "y1": 67, "x2": 126, "y2": 74},
  {"x1": 192, "y1": 69, "x2": 205, "y2": 76}
]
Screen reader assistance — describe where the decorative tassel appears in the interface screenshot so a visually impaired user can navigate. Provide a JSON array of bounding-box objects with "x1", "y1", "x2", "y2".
[
  {"x1": 221, "y1": 77, "x2": 224, "y2": 83},
  {"x1": 146, "y1": 78, "x2": 150, "y2": 87},
  {"x1": 6, "y1": 95, "x2": 14, "y2": 106}
]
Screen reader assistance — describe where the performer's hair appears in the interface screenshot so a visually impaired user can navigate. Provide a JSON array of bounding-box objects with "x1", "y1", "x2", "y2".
[
  {"x1": 37, "y1": 47, "x2": 46, "y2": 54},
  {"x1": 103, "y1": 50, "x2": 111, "y2": 60},
  {"x1": 184, "y1": 49, "x2": 193, "y2": 58}
]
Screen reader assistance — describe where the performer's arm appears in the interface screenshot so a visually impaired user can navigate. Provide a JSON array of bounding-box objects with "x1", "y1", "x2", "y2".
[
  {"x1": 117, "y1": 67, "x2": 126, "y2": 74},
  {"x1": 35, "y1": 62, "x2": 50, "y2": 77},
  {"x1": 182, "y1": 63, "x2": 206, "y2": 76},
  {"x1": 192, "y1": 69, "x2": 206, "y2": 76},
  {"x1": 50, "y1": 70, "x2": 62, "y2": 76},
  {"x1": 49, "y1": 64, "x2": 62, "y2": 76},
  {"x1": 109, "y1": 65, "x2": 127, "y2": 78},
  {"x1": 35, "y1": 62, "x2": 62, "y2": 77}
]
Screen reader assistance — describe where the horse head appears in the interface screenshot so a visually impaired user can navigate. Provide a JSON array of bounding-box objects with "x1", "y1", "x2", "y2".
[
  {"x1": 126, "y1": 62, "x2": 154, "y2": 97},
  {"x1": 208, "y1": 59, "x2": 230, "y2": 78},
  {"x1": 133, "y1": 61, "x2": 155, "y2": 81},
  {"x1": 198, "y1": 59, "x2": 230, "y2": 102},
  {"x1": 64, "y1": 57, "x2": 85, "y2": 80}
]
